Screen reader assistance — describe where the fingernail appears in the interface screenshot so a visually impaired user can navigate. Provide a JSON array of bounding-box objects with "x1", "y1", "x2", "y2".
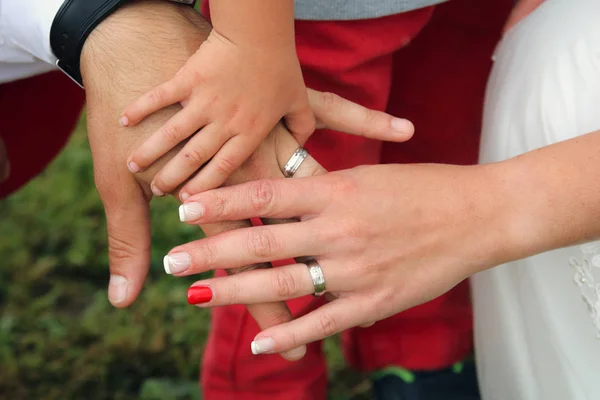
[
  {"x1": 187, "y1": 286, "x2": 213, "y2": 305},
  {"x1": 108, "y1": 275, "x2": 128, "y2": 304},
  {"x1": 391, "y1": 118, "x2": 413, "y2": 135},
  {"x1": 179, "y1": 203, "x2": 203, "y2": 222},
  {"x1": 251, "y1": 337, "x2": 275, "y2": 355},
  {"x1": 282, "y1": 345, "x2": 307, "y2": 360},
  {"x1": 119, "y1": 116, "x2": 129, "y2": 127},
  {"x1": 128, "y1": 161, "x2": 141, "y2": 173},
  {"x1": 163, "y1": 252, "x2": 191, "y2": 274},
  {"x1": 180, "y1": 192, "x2": 190, "y2": 202},
  {"x1": 151, "y1": 184, "x2": 165, "y2": 197}
]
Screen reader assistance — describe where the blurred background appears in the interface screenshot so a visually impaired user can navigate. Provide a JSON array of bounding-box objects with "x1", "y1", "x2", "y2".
[{"x1": 0, "y1": 113, "x2": 371, "y2": 399}]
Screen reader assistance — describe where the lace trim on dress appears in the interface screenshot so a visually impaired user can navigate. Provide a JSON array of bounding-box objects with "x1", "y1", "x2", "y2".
[{"x1": 570, "y1": 242, "x2": 600, "y2": 338}]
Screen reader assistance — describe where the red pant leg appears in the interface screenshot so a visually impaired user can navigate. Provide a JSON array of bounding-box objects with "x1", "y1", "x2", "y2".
[
  {"x1": 342, "y1": 0, "x2": 513, "y2": 372},
  {"x1": 199, "y1": 5, "x2": 434, "y2": 399},
  {"x1": 0, "y1": 72, "x2": 85, "y2": 198}
]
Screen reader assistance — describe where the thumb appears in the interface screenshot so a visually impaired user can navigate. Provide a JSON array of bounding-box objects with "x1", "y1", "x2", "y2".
[
  {"x1": 284, "y1": 102, "x2": 317, "y2": 146},
  {"x1": 98, "y1": 174, "x2": 152, "y2": 308}
]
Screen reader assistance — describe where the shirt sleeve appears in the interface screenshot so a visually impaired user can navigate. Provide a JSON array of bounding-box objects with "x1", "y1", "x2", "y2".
[{"x1": 0, "y1": 0, "x2": 65, "y2": 82}]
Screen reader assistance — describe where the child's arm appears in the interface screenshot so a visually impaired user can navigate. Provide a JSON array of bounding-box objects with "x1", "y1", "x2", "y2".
[{"x1": 120, "y1": 0, "x2": 315, "y2": 199}]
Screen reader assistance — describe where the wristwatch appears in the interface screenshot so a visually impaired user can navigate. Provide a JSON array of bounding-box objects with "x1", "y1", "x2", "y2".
[{"x1": 50, "y1": 0, "x2": 196, "y2": 88}]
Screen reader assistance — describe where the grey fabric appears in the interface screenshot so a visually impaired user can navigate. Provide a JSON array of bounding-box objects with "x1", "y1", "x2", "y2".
[{"x1": 294, "y1": 0, "x2": 448, "y2": 21}]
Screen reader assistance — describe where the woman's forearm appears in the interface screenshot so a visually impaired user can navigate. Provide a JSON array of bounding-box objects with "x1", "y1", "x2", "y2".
[{"x1": 493, "y1": 129, "x2": 600, "y2": 265}]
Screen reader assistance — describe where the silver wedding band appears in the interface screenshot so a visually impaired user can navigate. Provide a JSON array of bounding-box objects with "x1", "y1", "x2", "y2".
[
  {"x1": 306, "y1": 259, "x2": 326, "y2": 297},
  {"x1": 283, "y1": 148, "x2": 309, "y2": 178}
]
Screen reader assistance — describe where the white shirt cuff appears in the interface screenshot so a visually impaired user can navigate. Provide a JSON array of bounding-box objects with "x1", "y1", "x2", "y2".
[{"x1": 1, "y1": 0, "x2": 65, "y2": 65}]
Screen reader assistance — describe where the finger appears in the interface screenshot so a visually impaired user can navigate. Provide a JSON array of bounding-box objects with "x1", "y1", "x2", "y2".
[
  {"x1": 250, "y1": 297, "x2": 367, "y2": 355},
  {"x1": 127, "y1": 106, "x2": 209, "y2": 173},
  {"x1": 120, "y1": 76, "x2": 189, "y2": 126},
  {"x1": 307, "y1": 89, "x2": 414, "y2": 142},
  {"x1": 0, "y1": 138, "x2": 10, "y2": 183},
  {"x1": 99, "y1": 177, "x2": 152, "y2": 308},
  {"x1": 284, "y1": 103, "x2": 316, "y2": 146},
  {"x1": 246, "y1": 303, "x2": 306, "y2": 361},
  {"x1": 200, "y1": 220, "x2": 306, "y2": 361},
  {"x1": 178, "y1": 175, "x2": 329, "y2": 224},
  {"x1": 179, "y1": 135, "x2": 254, "y2": 197},
  {"x1": 163, "y1": 222, "x2": 327, "y2": 276},
  {"x1": 187, "y1": 263, "x2": 316, "y2": 306},
  {"x1": 151, "y1": 123, "x2": 225, "y2": 196}
]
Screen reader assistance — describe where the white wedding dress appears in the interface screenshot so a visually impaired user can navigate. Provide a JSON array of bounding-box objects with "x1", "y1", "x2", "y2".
[{"x1": 473, "y1": 0, "x2": 600, "y2": 399}]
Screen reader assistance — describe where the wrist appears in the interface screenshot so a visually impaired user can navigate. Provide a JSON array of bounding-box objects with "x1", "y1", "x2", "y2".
[
  {"x1": 455, "y1": 162, "x2": 530, "y2": 275},
  {"x1": 81, "y1": 0, "x2": 204, "y2": 98}
]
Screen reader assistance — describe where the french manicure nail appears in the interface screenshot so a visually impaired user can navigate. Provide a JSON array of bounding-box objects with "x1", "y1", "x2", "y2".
[
  {"x1": 391, "y1": 118, "x2": 413, "y2": 135},
  {"x1": 151, "y1": 184, "x2": 165, "y2": 197},
  {"x1": 108, "y1": 275, "x2": 128, "y2": 304},
  {"x1": 119, "y1": 116, "x2": 129, "y2": 127},
  {"x1": 187, "y1": 286, "x2": 213, "y2": 305},
  {"x1": 163, "y1": 252, "x2": 191, "y2": 274},
  {"x1": 128, "y1": 161, "x2": 141, "y2": 173},
  {"x1": 251, "y1": 337, "x2": 275, "y2": 355},
  {"x1": 179, "y1": 203, "x2": 204, "y2": 222}
]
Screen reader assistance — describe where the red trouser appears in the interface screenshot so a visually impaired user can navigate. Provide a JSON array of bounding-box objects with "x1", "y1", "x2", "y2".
[
  {"x1": 0, "y1": 72, "x2": 85, "y2": 199},
  {"x1": 200, "y1": 0, "x2": 512, "y2": 399}
]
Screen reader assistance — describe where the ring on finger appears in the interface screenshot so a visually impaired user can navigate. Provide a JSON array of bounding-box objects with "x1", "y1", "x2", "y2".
[
  {"x1": 283, "y1": 148, "x2": 309, "y2": 178},
  {"x1": 305, "y1": 259, "x2": 326, "y2": 297}
]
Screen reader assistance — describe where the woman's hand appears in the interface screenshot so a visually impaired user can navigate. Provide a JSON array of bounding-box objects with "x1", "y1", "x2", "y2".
[{"x1": 166, "y1": 162, "x2": 514, "y2": 355}]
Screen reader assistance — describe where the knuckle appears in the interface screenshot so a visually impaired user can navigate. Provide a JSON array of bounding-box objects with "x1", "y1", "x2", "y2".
[
  {"x1": 182, "y1": 147, "x2": 208, "y2": 168},
  {"x1": 249, "y1": 180, "x2": 276, "y2": 214},
  {"x1": 272, "y1": 269, "x2": 298, "y2": 298},
  {"x1": 319, "y1": 91, "x2": 343, "y2": 113},
  {"x1": 162, "y1": 123, "x2": 182, "y2": 143},
  {"x1": 107, "y1": 232, "x2": 143, "y2": 263},
  {"x1": 362, "y1": 109, "x2": 380, "y2": 132},
  {"x1": 188, "y1": 69, "x2": 206, "y2": 86},
  {"x1": 214, "y1": 155, "x2": 237, "y2": 176},
  {"x1": 315, "y1": 313, "x2": 338, "y2": 338},
  {"x1": 224, "y1": 280, "x2": 241, "y2": 304},
  {"x1": 200, "y1": 241, "x2": 219, "y2": 267},
  {"x1": 262, "y1": 307, "x2": 293, "y2": 327},
  {"x1": 247, "y1": 227, "x2": 280, "y2": 258},
  {"x1": 148, "y1": 87, "x2": 167, "y2": 106},
  {"x1": 206, "y1": 192, "x2": 226, "y2": 218}
]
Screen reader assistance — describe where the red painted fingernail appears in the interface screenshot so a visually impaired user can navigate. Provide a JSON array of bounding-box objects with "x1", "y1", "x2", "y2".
[{"x1": 187, "y1": 286, "x2": 213, "y2": 305}]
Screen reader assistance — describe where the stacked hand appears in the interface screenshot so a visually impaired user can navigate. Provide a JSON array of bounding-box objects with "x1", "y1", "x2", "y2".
[
  {"x1": 81, "y1": 0, "x2": 414, "y2": 360},
  {"x1": 120, "y1": 26, "x2": 314, "y2": 200},
  {"x1": 167, "y1": 161, "x2": 513, "y2": 355}
]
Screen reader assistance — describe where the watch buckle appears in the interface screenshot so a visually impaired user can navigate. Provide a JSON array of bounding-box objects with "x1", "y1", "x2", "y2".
[{"x1": 56, "y1": 59, "x2": 84, "y2": 89}]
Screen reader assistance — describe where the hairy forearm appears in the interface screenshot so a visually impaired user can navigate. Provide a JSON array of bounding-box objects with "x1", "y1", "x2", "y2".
[
  {"x1": 210, "y1": 0, "x2": 295, "y2": 49},
  {"x1": 492, "y1": 129, "x2": 600, "y2": 264}
]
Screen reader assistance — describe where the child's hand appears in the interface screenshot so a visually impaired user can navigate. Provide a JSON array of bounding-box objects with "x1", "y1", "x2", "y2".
[{"x1": 121, "y1": 29, "x2": 314, "y2": 198}]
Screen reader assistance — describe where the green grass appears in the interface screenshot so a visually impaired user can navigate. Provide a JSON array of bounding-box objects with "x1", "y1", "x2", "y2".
[{"x1": 0, "y1": 113, "x2": 371, "y2": 399}]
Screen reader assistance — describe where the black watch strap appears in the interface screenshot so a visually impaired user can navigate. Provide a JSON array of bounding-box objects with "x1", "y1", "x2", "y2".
[{"x1": 51, "y1": 0, "x2": 130, "y2": 88}]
